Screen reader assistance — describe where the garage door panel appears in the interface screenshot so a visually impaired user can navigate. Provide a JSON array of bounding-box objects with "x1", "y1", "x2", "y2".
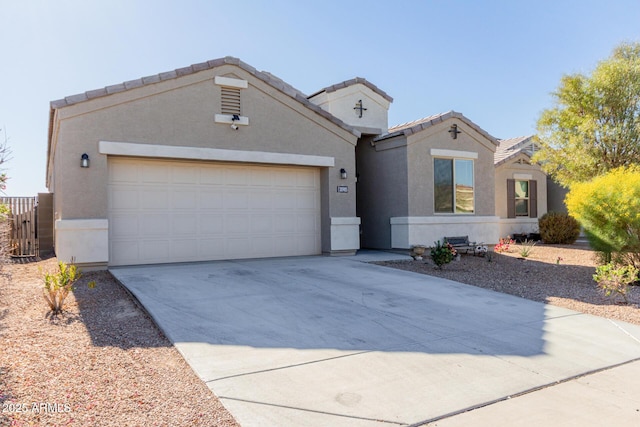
[
  {"x1": 225, "y1": 167, "x2": 249, "y2": 186},
  {"x1": 199, "y1": 239, "x2": 226, "y2": 258},
  {"x1": 140, "y1": 189, "x2": 168, "y2": 210},
  {"x1": 296, "y1": 169, "x2": 318, "y2": 187},
  {"x1": 273, "y1": 191, "x2": 296, "y2": 209},
  {"x1": 249, "y1": 168, "x2": 273, "y2": 186},
  {"x1": 224, "y1": 190, "x2": 250, "y2": 209},
  {"x1": 141, "y1": 164, "x2": 169, "y2": 183},
  {"x1": 172, "y1": 190, "x2": 198, "y2": 209},
  {"x1": 226, "y1": 214, "x2": 250, "y2": 234},
  {"x1": 109, "y1": 161, "x2": 138, "y2": 182},
  {"x1": 226, "y1": 238, "x2": 251, "y2": 257},
  {"x1": 251, "y1": 215, "x2": 273, "y2": 233},
  {"x1": 275, "y1": 214, "x2": 295, "y2": 232},
  {"x1": 173, "y1": 214, "x2": 198, "y2": 235},
  {"x1": 249, "y1": 192, "x2": 273, "y2": 209},
  {"x1": 111, "y1": 240, "x2": 139, "y2": 265},
  {"x1": 171, "y1": 240, "x2": 198, "y2": 260},
  {"x1": 140, "y1": 240, "x2": 171, "y2": 261},
  {"x1": 199, "y1": 215, "x2": 224, "y2": 234},
  {"x1": 172, "y1": 165, "x2": 198, "y2": 183},
  {"x1": 111, "y1": 214, "x2": 138, "y2": 237},
  {"x1": 200, "y1": 189, "x2": 223, "y2": 209},
  {"x1": 111, "y1": 188, "x2": 139, "y2": 210},
  {"x1": 108, "y1": 158, "x2": 321, "y2": 266}
]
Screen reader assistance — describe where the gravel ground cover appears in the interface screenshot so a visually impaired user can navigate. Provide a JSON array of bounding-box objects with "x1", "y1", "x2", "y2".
[
  {"x1": 0, "y1": 257, "x2": 239, "y2": 427},
  {"x1": 377, "y1": 242, "x2": 640, "y2": 326}
]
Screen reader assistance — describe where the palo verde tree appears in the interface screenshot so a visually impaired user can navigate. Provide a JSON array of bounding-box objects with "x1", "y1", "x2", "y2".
[{"x1": 534, "y1": 42, "x2": 640, "y2": 188}]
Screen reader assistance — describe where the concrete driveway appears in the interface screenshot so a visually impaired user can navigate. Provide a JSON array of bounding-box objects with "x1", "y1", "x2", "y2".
[{"x1": 111, "y1": 252, "x2": 640, "y2": 426}]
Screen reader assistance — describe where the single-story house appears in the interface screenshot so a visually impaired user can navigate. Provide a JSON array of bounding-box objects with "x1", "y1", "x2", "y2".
[
  {"x1": 46, "y1": 56, "x2": 548, "y2": 267},
  {"x1": 494, "y1": 136, "x2": 547, "y2": 238}
]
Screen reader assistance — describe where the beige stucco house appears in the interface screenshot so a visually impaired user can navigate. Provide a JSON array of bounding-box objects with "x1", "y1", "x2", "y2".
[
  {"x1": 46, "y1": 56, "x2": 548, "y2": 267},
  {"x1": 47, "y1": 57, "x2": 362, "y2": 267}
]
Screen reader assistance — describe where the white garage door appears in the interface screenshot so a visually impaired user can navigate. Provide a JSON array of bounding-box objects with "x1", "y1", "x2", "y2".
[{"x1": 108, "y1": 158, "x2": 321, "y2": 266}]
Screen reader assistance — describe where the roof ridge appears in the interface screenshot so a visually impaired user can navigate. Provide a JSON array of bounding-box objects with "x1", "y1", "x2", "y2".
[
  {"x1": 374, "y1": 111, "x2": 498, "y2": 146},
  {"x1": 308, "y1": 77, "x2": 393, "y2": 102}
]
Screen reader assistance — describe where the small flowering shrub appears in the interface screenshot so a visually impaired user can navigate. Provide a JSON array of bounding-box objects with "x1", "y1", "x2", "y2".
[
  {"x1": 430, "y1": 241, "x2": 455, "y2": 269},
  {"x1": 494, "y1": 237, "x2": 514, "y2": 253},
  {"x1": 593, "y1": 263, "x2": 638, "y2": 304}
]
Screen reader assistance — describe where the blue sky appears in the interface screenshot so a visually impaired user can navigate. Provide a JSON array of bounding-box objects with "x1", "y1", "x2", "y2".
[{"x1": 2, "y1": 0, "x2": 640, "y2": 196}]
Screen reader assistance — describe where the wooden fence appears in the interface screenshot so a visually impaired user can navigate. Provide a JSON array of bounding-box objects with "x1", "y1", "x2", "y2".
[{"x1": 1, "y1": 196, "x2": 38, "y2": 257}]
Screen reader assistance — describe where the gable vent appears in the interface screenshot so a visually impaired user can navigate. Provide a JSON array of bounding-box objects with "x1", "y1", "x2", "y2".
[{"x1": 221, "y1": 86, "x2": 241, "y2": 115}]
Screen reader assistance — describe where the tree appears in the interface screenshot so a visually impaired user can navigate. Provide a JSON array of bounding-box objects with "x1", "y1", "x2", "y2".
[
  {"x1": 534, "y1": 42, "x2": 640, "y2": 188},
  {"x1": 0, "y1": 127, "x2": 10, "y2": 192}
]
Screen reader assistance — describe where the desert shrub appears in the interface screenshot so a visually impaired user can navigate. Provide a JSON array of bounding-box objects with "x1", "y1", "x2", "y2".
[
  {"x1": 538, "y1": 212, "x2": 580, "y2": 244},
  {"x1": 42, "y1": 258, "x2": 95, "y2": 314},
  {"x1": 518, "y1": 239, "x2": 537, "y2": 258},
  {"x1": 593, "y1": 263, "x2": 638, "y2": 304},
  {"x1": 566, "y1": 166, "x2": 640, "y2": 268},
  {"x1": 430, "y1": 241, "x2": 455, "y2": 269}
]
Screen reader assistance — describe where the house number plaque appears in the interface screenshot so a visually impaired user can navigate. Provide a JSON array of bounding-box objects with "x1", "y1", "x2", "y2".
[{"x1": 337, "y1": 186, "x2": 348, "y2": 193}]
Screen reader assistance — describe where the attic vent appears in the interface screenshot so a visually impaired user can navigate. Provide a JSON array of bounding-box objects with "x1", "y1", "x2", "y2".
[{"x1": 221, "y1": 86, "x2": 241, "y2": 116}]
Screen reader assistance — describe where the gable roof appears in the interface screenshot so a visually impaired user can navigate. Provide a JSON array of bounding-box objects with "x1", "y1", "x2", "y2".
[
  {"x1": 307, "y1": 77, "x2": 394, "y2": 103},
  {"x1": 494, "y1": 135, "x2": 537, "y2": 166},
  {"x1": 373, "y1": 111, "x2": 499, "y2": 145},
  {"x1": 48, "y1": 56, "x2": 360, "y2": 138}
]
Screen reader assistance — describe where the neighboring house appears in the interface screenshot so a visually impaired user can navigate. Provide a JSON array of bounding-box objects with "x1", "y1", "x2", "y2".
[
  {"x1": 494, "y1": 136, "x2": 548, "y2": 238},
  {"x1": 47, "y1": 57, "x2": 361, "y2": 267},
  {"x1": 46, "y1": 56, "x2": 549, "y2": 267}
]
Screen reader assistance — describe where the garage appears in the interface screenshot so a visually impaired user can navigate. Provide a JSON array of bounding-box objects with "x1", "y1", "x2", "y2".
[{"x1": 107, "y1": 157, "x2": 321, "y2": 266}]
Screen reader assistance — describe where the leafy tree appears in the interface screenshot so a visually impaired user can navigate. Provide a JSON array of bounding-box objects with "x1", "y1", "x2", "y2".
[
  {"x1": 534, "y1": 42, "x2": 640, "y2": 188},
  {"x1": 566, "y1": 166, "x2": 640, "y2": 267}
]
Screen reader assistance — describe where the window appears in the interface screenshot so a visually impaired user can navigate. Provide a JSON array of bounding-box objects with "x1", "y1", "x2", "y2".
[
  {"x1": 515, "y1": 180, "x2": 529, "y2": 216},
  {"x1": 434, "y1": 158, "x2": 474, "y2": 213},
  {"x1": 507, "y1": 179, "x2": 537, "y2": 218}
]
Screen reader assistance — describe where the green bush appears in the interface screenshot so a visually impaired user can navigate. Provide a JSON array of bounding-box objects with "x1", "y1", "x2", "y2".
[
  {"x1": 566, "y1": 166, "x2": 640, "y2": 268},
  {"x1": 430, "y1": 241, "x2": 455, "y2": 269},
  {"x1": 538, "y1": 212, "x2": 580, "y2": 244},
  {"x1": 42, "y1": 258, "x2": 95, "y2": 314}
]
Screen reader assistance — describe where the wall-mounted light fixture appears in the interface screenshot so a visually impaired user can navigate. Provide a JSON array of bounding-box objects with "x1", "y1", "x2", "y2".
[
  {"x1": 340, "y1": 168, "x2": 347, "y2": 179},
  {"x1": 230, "y1": 114, "x2": 240, "y2": 130},
  {"x1": 81, "y1": 153, "x2": 90, "y2": 168},
  {"x1": 448, "y1": 124, "x2": 461, "y2": 139}
]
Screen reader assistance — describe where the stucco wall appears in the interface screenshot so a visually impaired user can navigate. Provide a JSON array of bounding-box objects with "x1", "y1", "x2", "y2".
[
  {"x1": 494, "y1": 157, "x2": 548, "y2": 218},
  {"x1": 309, "y1": 84, "x2": 390, "y2": 133},
  {"x1": 356, "y1": 136, "x2": 409, "y2": 249},
  {"x1": 49, "y1": 64, "x2": 358, "y2": 257},
  {"x1": 406, "y1": 119, "x2": 496, "y2": 217}
]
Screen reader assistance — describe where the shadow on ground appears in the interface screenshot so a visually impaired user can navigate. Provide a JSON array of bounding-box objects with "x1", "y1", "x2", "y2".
[{"x1": 72, "y1": 270, "x2": 173, "y2": 349}]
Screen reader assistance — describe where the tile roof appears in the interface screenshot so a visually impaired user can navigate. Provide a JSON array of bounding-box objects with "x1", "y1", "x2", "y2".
[
  {"x1": 374, "y1": 111, "x2": 499, "y2": 145},
  {"x1": 49, "y1": 56, "x2": 360, "y2": 138},
  {"x1": 494, "y1": 136, "x2": 537, "y2": 165},
  {"x1": 308, "y1": 77, "x2": 394, "y2": 103}
]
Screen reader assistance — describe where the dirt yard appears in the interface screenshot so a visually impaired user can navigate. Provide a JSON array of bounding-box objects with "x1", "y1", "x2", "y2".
[
  {"x1": 377, "y1": 242, "x2": 640, "y2": 325},
  {"x1": 0, "y1": 257, "x2": 238, "y2": 427}
]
